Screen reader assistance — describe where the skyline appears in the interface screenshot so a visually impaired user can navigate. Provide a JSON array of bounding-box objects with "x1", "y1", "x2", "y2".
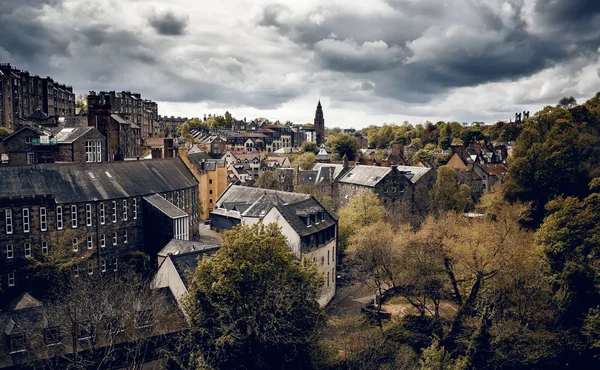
[{"x1": 1, "y1": 0, "x2": 599, "y2": 128}]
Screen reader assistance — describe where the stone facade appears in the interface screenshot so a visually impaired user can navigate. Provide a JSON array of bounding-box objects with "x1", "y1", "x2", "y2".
[
  {"x1": 0, "y1": 159, "x2": 199, "y2": 301},
  {"x1": 0, "y1": 64, "x2": 75, "y2": 130},
  {"x1": 89, "y1": 91, "x2": 158, "y2": 139}
]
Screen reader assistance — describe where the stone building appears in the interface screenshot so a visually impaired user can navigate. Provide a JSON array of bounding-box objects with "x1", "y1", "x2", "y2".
[
  {"x1": 87, "y1": 92, "x2": 142, "y2": 161},
  {"x1": 90, "y1": 91, "x2": 158, "y2": 139},
  {"x1": 0, "y1": 158, "x2": 200, "y2": 300},
  {"x1": 178, "y1": 147, "x2": 229, "y2": 219},
  {"x1": 0, "y1": 64, "x2": 75, "y2": 130},
  {"x1": 338, "y1": 165, "x2": 435, "y2": 222},
  {"x1": 210, "y1": 186, "x2": 338, "y2": 306},
  {"x1": 0, "y1": 126, "x2": 106, "y2": 166}
]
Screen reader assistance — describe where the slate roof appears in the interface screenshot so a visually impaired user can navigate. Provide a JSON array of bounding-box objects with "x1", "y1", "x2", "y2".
[
  {"x1": 110, "y1": 114, "x2": 131, "y2": 125},
  {"x1": 188, "y1": 153, "x2": 225, "y2": 172},
  {"x1": 213, "y1": 185, "x2": 338, "y2": 238},
  {"x1": 6, "y1": 293, "x2": 42, "y2": 311},
  {"x1": 339, "y1": 166, "x2": 392, "y2": 187},
  {"x1": 50, "y1": 126, "x2": 96, "y2": 143},
  {"x1": 313, "y1": 163, "x2": 345, "y2": 179},
  {"x1": 171, "y1": 249, "x2": 218, "y2": 287},
  {"x1": 478, "y1": 163, "x2": 508, "y2": 178},
  {"x1": 158, "y1": 239, "x2": 221, "y2": 258},
  {"x1": 395, "y1": 165, "x2": 432, "y2": 183},
  {"x1": 0, "y1": 158, "x2": 197, "y2": 203},
  {"x1": 143, "y1": 194, "x2": 187, "y2": 218}
]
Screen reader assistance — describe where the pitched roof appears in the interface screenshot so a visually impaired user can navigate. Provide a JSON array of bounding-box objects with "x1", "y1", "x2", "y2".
[
  {"x1": 313, "y1": 163, "x2": 345, "y2": 179},
  {"x1": 477, "y1": 163, "x2": 508, "y2": 178},
  {"x1": 158, "y1": 239, "x2": 221, "y2": 258},
  {"x1": 171, "y1": 249, "x2": 218, "y2": 287},
  {"x1": 339, "y1": 166, "x2": 392, "y2": 187},
  {"x1": 0, "y1": 158, "x2": 197, "y2": 203},
  {"x1": 6, "y1": 293, "x2": 43, "y2": 311},
  {"x1": 143, "y1": 194, "x2": 187, "y2": 218},
  {"x1": 395, "y1": 165, "x2": 432, "y2": 183},
  {"x1": 50, "y1": 126, "x2": 96, "y2": 143},
  {"x1": 213, "y1": 185, "x2": 338, "y2": 238}
]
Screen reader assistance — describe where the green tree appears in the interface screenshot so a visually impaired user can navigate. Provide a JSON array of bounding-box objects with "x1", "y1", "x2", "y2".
[
  {"x1": 337, "y1": 191, "x2": 385, "y2": 255},
  {"x1": 535, "y1": 186, "x2": 600, "y2": 327},
  {"x1": 291, "y1": 152, "x2": 316, "y2": 170},
  {"x1": 301, "y1": 141, "x2": 319, "y2": 154},
  {"x1": 558, "y1": 96, "x2": 578, "y2": 109},
  {"x1": 181, "y1": 223, "x2": 326, "y2": 369},
  {"x1": 224, "y1": 111, "x2": 233, "y2": 127},
  {"x1": 327, "y1": 133, "x2": 359, "y2": 160},
  {"x1": 75, "y1": 94, "x2": 88, "y2": 114},
  {"x1": 433, "y1": 166, "x2": 472, "y2": 213}
]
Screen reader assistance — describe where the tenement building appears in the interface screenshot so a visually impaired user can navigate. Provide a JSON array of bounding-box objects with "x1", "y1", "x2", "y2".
[
  {"x1": 0, "y1": 64, "x2": 75, "y2": 130},
  {"x1": 88, "y1": 91, "x2": 158, "y2": 139},
  {"x1": 210, "y1": 185, "x2": 338, "y2": 306},
  {"x1": 338, "y1": 165, "x2": 436, "y2": 223},
  {"x1": 87, "y1": 92, "x2": 143, "y2": 160},
  {"x1": 0, "y1": 125, "x2": 105, "y2": 165},
  {"x1": 0, "y1": 158, "x2": 200, "y2": 300}
]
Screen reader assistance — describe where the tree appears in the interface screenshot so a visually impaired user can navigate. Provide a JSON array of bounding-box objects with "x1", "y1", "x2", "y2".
[
  {"x1": 327, "y1": 133, "x2": 360, "y2": 160},
  {"x1": 180, "y1": 223, "x2": 326, "y2": 369},
  {"x1": 337, "y1": 191, "x2": 385, "y2": 254},
  {"x1": 536, "y1": 186, "x2": 600, "y2": 327},
  {"x1": 558, "y1": 96, "x2": 578, "y2": 109},
  {"x1": 224, "y1": 111, "x2": 233, "y2": 127},
  {"x1": 504, "y1": 103, "x2": 600, "y2": 225},
  {"x1": 0, "y1": 127, "x2": 13, "y2": 139},
  {"x1": 33, "y1": 272, "x2": 176, "y2": 370},
  {"x1": 433, "y1": 166, "x2": 472, "y2": 213},
  {"x1": 301, "y1": 141, "x2": 319, "y2": 154},
  {"x1": 291, "y1": 152, "x2": 316, "y2": 170},
  {"x1": 76, "y1": 94, "x2": 88, "y2": 114}
]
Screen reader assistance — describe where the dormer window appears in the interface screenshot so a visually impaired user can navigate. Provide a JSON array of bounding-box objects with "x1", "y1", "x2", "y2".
[
  {"x1": 306, "y1": 217, "x2": 312, "y2": 227},
  {"x1": 9, "y1": 333, "x2": 26, "y2": 354}
]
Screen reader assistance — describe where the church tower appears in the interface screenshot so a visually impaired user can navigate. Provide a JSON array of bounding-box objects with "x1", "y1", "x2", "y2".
[{"x1": 314, "y1": 100, "x2": 325, "y2": 145}]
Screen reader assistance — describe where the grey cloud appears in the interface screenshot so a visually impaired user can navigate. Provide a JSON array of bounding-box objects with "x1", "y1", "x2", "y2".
[{"x1": 148, "y1": 10, "x2": 188, "y2": 36}]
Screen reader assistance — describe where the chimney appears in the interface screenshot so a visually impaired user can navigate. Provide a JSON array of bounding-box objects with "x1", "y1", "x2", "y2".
[{"x1": 164, "y1": 138, "x2": 174, "y2": 158}]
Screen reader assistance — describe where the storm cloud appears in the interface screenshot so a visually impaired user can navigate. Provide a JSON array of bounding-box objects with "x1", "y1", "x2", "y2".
[{"x1": 0, "y1": 0, "x2": 599, "y2": 127}]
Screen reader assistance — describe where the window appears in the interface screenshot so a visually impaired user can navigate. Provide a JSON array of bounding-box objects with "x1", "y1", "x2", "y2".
[
  {"x1": 77, "y1": 322, "x2": 93, "y2": 341},
  {"x1": 42, "y1": 241, "x2": 48, "y2": 255},
  {"x1": 86, "y1": 204, "x2": 92, "y2": 226},
  {"x1": 123, "y1": 200, "x2": 127, "y2": 221},
  {"x1": 71, "y1": 205, "x2": 77, "y2": 228},
  {"x1": 332, "y1": 246, "x2": 335, "y2": 262},
  {"x1": 44, "y1": 327, "x2": 61, "y2": 346},
  {"x1": 306, "y1": 216, "x2": 311, "y2": 227},
  {"x1": 135, "y1": 310, "x2": 153, "y2": 329},
  {"x1": 56, "y1": 206, "x2": 63, "y2": 230},
  {"x1": 123, "y1": 230, "x2": 128, "y2": 244},
  {"x1": 6, "y1": 244, "x2": 13, "y2": 259},
  {"x1": 209, "y1": 190, "x2": 213, "y2": 195},
  {"x1": 87, "y1": 235, "x2": 93, "y2": 250},
  {"x1": 101, "y1": 259, "x2": 107, "y2": 273},
  {"x1": 85, "y1": 140, "x2": 102, "y2": 163},
  {"x1": 22, "y1": 208, "x2": 30, "y2": 233},
  {"x1": 9, "y1": 333, "x2": 25, "y2": 354},
  {"x1": 327, "y1": 272, "x2": 330, "y2": 287},
  {"x1": 101, "y1": 234, "x2": 106, "y2": 248},
  {"x1": 133, "y1": 198, "x2": 137, "y2": 219},
  {"x1": 24, "y1": 243, "x2": 31, "y2": 258},
  {"x1": 72, "y1": 237, "x2": 79, "y2": 252},
  {"x1": 40, "y1": 207, "x2": 47, "y2": 231},
  {"x1": 88, "y1": 261, "x2": 94, "y2": 275},
  {"x1": 100, "y1": 203, "x2": 105, "y2": 224},
  {"x1": 27, "y1": 152, "x2": 36, "y2": 164},
  {"x1": 113, "y1": 257, "x2": 118, "y2": 272},
  {"x1": 209, "y1": 179, "x2": 213, "y2": 184},
  {"x1": 73, "y1": 266, "x2": 79, "y2": 278},
  {"x1": 332, "y1": 268, "x2": 335, "y2": 283},
  {"x1": 25, "y1": 136, "x2": 32, "y2": 144},
  {"x1": 5, "y1": 210, "x2": 13, "y2": 234},
  {"x1": 112, "y1": 232, "x2": 117, "y2": 246},
  {"x1": 8, "y1": 272, "x2": 15, "y2": 287},
  {"x1": 327, "y1": 250, "x2": 330, "y2": 265},
  {"x1": 112, "y1": 201, "x2": 117, "y2": 223}
]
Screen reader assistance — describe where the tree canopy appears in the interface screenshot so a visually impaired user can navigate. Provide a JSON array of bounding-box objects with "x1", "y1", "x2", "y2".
[{"x1": 181, "y1": 223, "x2": 326, "y2": 369}]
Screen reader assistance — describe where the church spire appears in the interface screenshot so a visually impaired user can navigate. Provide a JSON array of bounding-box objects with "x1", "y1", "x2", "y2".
[{"x1": 314, "y1": 100, "x2": 325, "y2": 146}]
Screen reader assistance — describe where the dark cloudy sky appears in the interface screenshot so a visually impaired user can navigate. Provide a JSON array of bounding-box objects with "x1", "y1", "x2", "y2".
[{"x1": 1, "y1": 0, "x2": 599, "y2": 128}]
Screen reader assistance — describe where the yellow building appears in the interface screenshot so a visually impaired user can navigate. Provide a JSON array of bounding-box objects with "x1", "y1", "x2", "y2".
[{"x1": 178, "y1": 147, "x2": 228, "y2": 219}]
